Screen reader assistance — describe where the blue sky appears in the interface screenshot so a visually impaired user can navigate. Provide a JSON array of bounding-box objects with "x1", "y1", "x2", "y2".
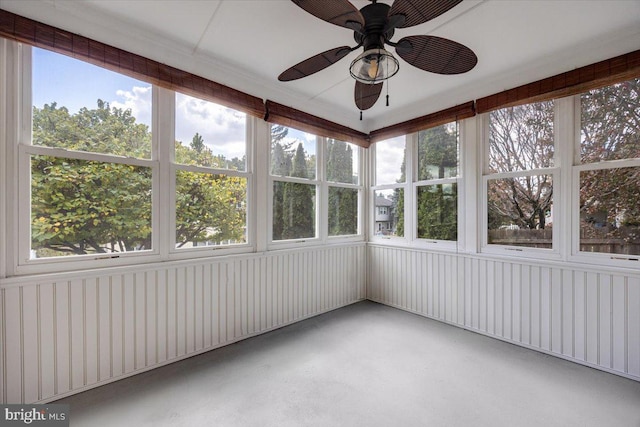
[
  {"x1": 33, "y1": 47, "x2": 246, "y2": 160},
  {"x1": 33, "y1": 47, "x2": 149, "y2": 122}
]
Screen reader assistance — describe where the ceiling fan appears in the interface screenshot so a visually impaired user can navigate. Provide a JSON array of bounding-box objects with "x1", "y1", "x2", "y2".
[{"x1": 278, "y1": 0, "x2": 478, "y2": 111}]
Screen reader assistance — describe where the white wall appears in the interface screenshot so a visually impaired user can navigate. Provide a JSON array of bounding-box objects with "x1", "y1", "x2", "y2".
[
  {"x1": 368, "y1": 245, "x2": 640, "y2": 381},
  {"x1": 0, "y1": 245, "x2": 367, "y2": 403}
]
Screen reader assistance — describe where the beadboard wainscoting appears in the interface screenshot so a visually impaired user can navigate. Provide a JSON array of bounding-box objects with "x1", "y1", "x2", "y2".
[
  {"x1": 0, "y1": 244, "x2": 366, "y2": 404},
  {"x1": 367, "y1": 244, "x2": 640, "y2": 382}
]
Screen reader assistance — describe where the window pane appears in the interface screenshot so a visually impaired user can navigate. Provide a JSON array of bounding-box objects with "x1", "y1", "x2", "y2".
[
  {"x1": 417, "y1": 123, "x2": 458, "y2": 181},
  {"x1": 374, "y1": 188, "x2": 403, "y2": 237},
  {"x1": 580, "y1": 78, "x2": 640, "y2": 163},
  {"x1": 489, "y1": 101, "x2": 554, "y2": 173},
  {"x1": 580, "y1": 168, "x2": 640, "y2": 255},
  {"x1": 175, "y1": 171, "x2": 247, "y2": 248},
  {"x1": 487, "y1": 176, "x2": 553, "y2": 248},
  {"x1": 326, "y1": 139, "x2": 359, "y2": 184},
  {"x1": 175, "y1": 93, "x2": 247, "y2": 170},
  {"x1": 375, "y1": 136, "x2": 406, "y2": 185},
  {"x1": 270, "y1": 125, "x2": 316, "y2": 179},
  {"x1": 32, "y1": 48, "x2": 151, "y2": 158},
  {"x1": 31, "y1": 155, "x2": 152, "y2": 258},
  {"x1": 417, "y1": 184, "x2": 457, "y2": 241},
  {"x1": 272, "y1": 182, "x2": 316, "y2": 240},
  {"x1": 328, "y1": 187, "x2": 358, "y2": 236}
]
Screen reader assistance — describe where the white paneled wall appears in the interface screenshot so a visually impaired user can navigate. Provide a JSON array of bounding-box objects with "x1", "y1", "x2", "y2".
[
  {"x1": 0, "y1": 244, "x2": 366, "y2": 404},
  {"x1": 368, "y1": 245, "x2": 640, "y2": 381}
]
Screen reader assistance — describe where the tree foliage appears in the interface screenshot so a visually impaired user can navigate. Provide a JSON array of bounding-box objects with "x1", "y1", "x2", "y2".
[
  {"x1": 270, "y1": 125, "x2": 316, "y2": 240},
  {"x1": 281, "y1": 144, "x2": 315, "y2": 239},
  {"x1": 416, "y1": 125, "x2": 458, "y2": 240},
  {"x1": 31, "y1": 100, "x2": 247, "y2": 257},
  {"x1": 327, "y1": 139, "x2": 357, "y2": 236}
]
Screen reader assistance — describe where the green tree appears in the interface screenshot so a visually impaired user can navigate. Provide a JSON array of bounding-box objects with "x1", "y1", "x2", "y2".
[
  {"x1": 282, "y1": 144, "x2": 315, "y2": 239},
  {"x1": 270, "y1": 126, "x2": 292, "y2": 240},
  {"x1": 327, "y1": 139, "x2": 357, "y2": 235},
  {"x1": 175, "y1": 171, "x2": 246, "y2": 247},
  {"x1": 393, "y1": 147, "x2": 407, "y2": 237},
  {"x1": 416, "y1": 125, "x2": 458, "y2": 240},
  {"x1": 31, "y1": 101, "x2": 152, "y2": 255},
  {"x1": 190, "y1": 132, "x2": 205, "y2": 153},
  {"x1": 31, "y1": 101, "x2": 247, "y2": 256},
  {"x1": 175, "y1": 133, "x2": 247, "y2": 246}
]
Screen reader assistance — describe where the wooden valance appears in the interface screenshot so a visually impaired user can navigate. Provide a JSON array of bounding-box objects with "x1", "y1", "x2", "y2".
[
  {"x1": 476, "y1": 49, "x2": 640, "y2": 113},
  {"x1": 264, "y1": 100, "x2": 370, "y2": 148},
  {"x1": 369, "y1": 101, "x2": 475, "y2": 143},
  {"x1": 0, "y1": 9, "x2": 265, "y2": 118}
]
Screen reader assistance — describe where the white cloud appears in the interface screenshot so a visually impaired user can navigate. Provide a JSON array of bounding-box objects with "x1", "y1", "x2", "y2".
[
  {"x1": 111, "y1": 85, "x2": 152, "y2": 127},
  {"x1": 375, "y1": 136, "x2": 405, "y2": 184},
  {"x1": 175, "y1": 93, "x2": 246, "y2": 160}
]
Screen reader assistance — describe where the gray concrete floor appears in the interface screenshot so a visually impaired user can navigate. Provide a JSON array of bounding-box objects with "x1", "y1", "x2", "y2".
[{"x1": 57, "y1": 301, "x2": 640, "y2": 427}]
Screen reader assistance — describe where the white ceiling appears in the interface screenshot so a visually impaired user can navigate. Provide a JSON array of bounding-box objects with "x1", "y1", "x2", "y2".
[{"x1": 2, "y1": 0, "x2": 639, "y2": 132}]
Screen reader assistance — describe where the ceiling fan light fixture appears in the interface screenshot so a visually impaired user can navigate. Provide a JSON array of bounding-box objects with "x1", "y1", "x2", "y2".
[{"x1": 349, "y1": 48, "x2": 399, "y2": 84}]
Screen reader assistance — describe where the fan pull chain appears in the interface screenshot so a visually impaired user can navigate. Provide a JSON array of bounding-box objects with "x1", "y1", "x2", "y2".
[
  {"x1": 386, "y1": 56, "x2": 390, "y2": 107},
  {"x1": 360, "y1": 111, "x2": 363, "y2": 121}
]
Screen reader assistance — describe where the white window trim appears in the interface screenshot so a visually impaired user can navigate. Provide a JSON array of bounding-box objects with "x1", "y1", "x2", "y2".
[
  {"x1": 412, "y1": 122, "x2": 461, "y2": 251},
  {"x1": 11, "y1": 44, "x2": 257, "y2": 275},
  {"x1": 568, "y1": 94, "x2": 640, "y2": 266},
  {"x1": 267, "y1": 129, "x2": 365, "y2": 249},
  {"x1": 480, "y1": 103, "x2": 562, "y2": 261},
  {"x1": 371, "y1": 125, "x2": 464, "y2": 252},
  {"x1": 370, "y1": 134, "x2": 409, "y2": 244}
]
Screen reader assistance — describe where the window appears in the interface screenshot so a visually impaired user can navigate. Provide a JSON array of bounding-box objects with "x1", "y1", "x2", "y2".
[
  {"x1": 268, "y1": 125, "x2": 363, "y2": 243},
  {"x1": 27, "y1": 47, "x2": 154, "y2": 260},
  {"x1": 15, "y1": 44, "x2": 256, "y2": 272},
  {"x1": 485, "y1": 101, "x2": 556, "y2": 251},
  {"x1": 577, "y1": 77, "x2": 640, "y2": 257},
  {"x1": 372, "y1": 136, "x2": 406, "y2": 238},
  {"x1": 327, "y1": 138, "x2": 360, "y2": 237},
  {"x1": 270, "y1": 125, "x2": 317, "y2": 241},
  {"x1": 415, "y1": 123, "x2": 459, "y2": 241},
  {"x1": 174, "y1": 92, "x2": 249, "y2": 249}
]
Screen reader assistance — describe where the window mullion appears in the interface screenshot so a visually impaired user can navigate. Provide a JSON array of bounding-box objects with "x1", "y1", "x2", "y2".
[
  {"x1": 555, "y1": 96, "x2": 575, "y2": 260},
  {"x1": 156, "y1": 86, "x2": 173, "y2": 259}
]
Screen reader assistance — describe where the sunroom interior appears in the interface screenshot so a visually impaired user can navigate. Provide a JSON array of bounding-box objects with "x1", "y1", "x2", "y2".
[{"x1": 0, "y1": 0, "x2": 639, "y2": 423}]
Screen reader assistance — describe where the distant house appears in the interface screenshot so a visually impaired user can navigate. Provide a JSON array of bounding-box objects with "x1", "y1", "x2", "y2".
[{"x1": 375, "y1": 195, "x2": 394, "y2": 235}]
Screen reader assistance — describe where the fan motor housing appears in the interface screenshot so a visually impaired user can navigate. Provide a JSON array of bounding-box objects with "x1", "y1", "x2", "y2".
[{"x1": 353, "y1": 2, "x2": 394, "y2": 50}]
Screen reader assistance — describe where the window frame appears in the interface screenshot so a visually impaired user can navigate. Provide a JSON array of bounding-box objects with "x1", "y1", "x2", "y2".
[
  {"x1": 325, "y1": 138, "x2": 364, "y2": 240},
  {"x1": 370, "y1": 135, "x2": 409, "y2": 243},
  {"x1": 17, "y1": 45, "x2": 160, "y2": 273},
  {"x1": 412, "y1": 121, "x2": 461, "y2": 250},
  {"x1": 371, "y1": 123, "x2": 464, "y2": 251},
  {"x1": 169, "y1": 89, "x2": 254, "y2": 256},
  {"x1": 267, "y1": 124, "x2": 364, "y2": 248},
  {"x1": 480, "y1": 101, "x2": 562, "y2": 259},
  {"x1": 570, "y1": 91, "x2": 640, "y2": 265},
  {"x1": 13, "y1": 44, "x2": 257, "y2": 275}
]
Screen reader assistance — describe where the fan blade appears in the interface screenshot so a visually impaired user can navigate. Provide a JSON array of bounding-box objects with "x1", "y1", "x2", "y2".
[
  {"x1": 355, "y1": 81, "x2": 383, "y2": 110},
  {"x1": 395, "y1": 35, "x2": 477, "y2": 75},
  {"x1": 388, "y1": 0, "x2": 463, "y2": 28},
  {"x1": 292, "y1": 0, "x2": 364, "y2": 31},
  {"x1": 279, "y1": 47, "x2": 352, "y2": 81}
]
